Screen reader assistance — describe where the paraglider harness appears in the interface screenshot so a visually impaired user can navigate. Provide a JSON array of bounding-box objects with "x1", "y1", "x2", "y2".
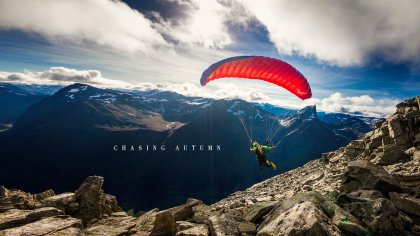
[{"x1": 250, "y1": 140, "x2": 277, "y2": 170}]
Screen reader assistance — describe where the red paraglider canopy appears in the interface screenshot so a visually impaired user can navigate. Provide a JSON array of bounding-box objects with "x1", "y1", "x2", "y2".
[{"x1": 200, "y1": 56, "x2": 312, "y2": 100}]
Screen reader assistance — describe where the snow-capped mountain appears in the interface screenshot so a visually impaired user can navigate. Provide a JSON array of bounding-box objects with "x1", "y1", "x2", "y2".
[{"x1": 0, "y1": 83, "x2": 376, "y2": 211}]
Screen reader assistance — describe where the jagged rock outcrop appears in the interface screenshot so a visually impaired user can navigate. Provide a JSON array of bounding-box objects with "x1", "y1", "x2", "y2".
[
  {"x1": 0, "y1": 176, "x2": 123, "y2": 235},
  {"x1": 1, "y1": 96, "x2": 419, "y2": 235},
  {"x1": 72, "y1": 176, "x2": 121, "y2": 225},
  {"x1": 209, "y1": 96, "x2": 420, "y2": 235}
]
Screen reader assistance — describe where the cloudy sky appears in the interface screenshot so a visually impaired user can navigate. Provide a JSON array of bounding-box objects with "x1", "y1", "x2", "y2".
[{"x1": 0, "y1": 0, "x2": 419, "y2": 117}]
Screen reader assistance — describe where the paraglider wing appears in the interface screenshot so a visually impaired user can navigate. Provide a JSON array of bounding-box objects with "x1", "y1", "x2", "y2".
[{"x1": 200, "y1": 56, "x2": 312, "y2": 100}]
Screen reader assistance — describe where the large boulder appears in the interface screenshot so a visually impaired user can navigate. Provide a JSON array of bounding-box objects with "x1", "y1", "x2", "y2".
[
  {"x1": 42, "y1": 193, "x2": 75, "y2": 212},
  {"x1": 341, "y1": 160, "x2": 402, "y2": 196},
  {"x1": 257, "y1": 201, "x2": 341, "y2": 236},
  {"x1": 238, "y1": 221, "x2": 257, "y2": 235},
  {"x1": 371, "y1": 145, "x2": 408, "y2": 165},
  {"x1": 242, "y1": 201, "x2": 277, "y2": 223},
  {"x1": 0, "y1": 215, "x2": 82, "y2": 235},
  {"x1": 85, "y1": 212, "x2": 137, "y2": 235},
  {"x1": 365, "y1": 132, "x2": 383, "y2": 150},
  {"x1": 337, "y1": 190, "x2": 384, "y2": 203},
  {"x1": 0, "y1": 188, "x2": 36, "y2": 212},
  {"x1": 208, "y1": 213, "x2": 240, "y2": 236},
  {"x1": 0, "y1": 207, "x2": 62, "y2": 230},
  {"x1": 388, "y1": 114, "x2": 404, "y2": 138},
  {"x1": 338, "y1": 190, "x2": 405, "y2": 235},
  {"x1": 167, "y1": 198, "x2": 203, "y2": 221},
  {"x1": 191, "y1": 204, "x2": 212, "y2": 224},
  {"x1": 321, "y1": 200, "x2": 369, "y2": 236},
  {"x1": 135, "y1": 209, "x2": 177, "y2": 236},
  {"x1": 389, "y1": 192, "x2": 420, "y2": 217},
  {"x1": 71, "y1": 176, "x2": 121, "y2": 225}
]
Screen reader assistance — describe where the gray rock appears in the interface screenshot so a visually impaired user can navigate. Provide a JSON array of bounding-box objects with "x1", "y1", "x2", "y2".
[
  {"x1": 341, "y1": 160, "x2": 402, "y2": 196},
  {"x1": 33, "y1": 190, "x2": 55, "y2": 202},
  {"x1": 152, "y1": 210, "x2": 177, "y2": 236},
  {"x1": 338, "y1": 191, "x2": 405, "y2": 235},
  {"x1": 371, "y1": 148, "x2": 407, "y2": 165},
  {"x1": 337, "y1": 190, "x2": 384, "y2": 203},
  {"x1": 414, "y1": 150, "x2": 420, "y2": 161},
  {"x1": 208, "y1": 213, "x2": 239, "y2": 236},
  {"x1": 47, "y1": 226, "x2": 84, "y2": 235},
  {"x1": 366, "y1": 133, "x2": 383, "y2": 150},
  {"x1": 394, "y1": 133, "x2": 411, "y2": 145},
  {"x1": 404, "y1": 147, "x2": 419, "y2": 156},
  {"x1": 72, "y1": 176, "x2": 121, "y2": 225},
  {"x1": 72, "y1": 176, "x2": 105, "y2": 225},
  {"x1": 414, "y1": 133, "x2": 420, "y2": 145},
  {"x1": 257, "y1": 201, "x2": 342, "y2": 236},
  {"x1": 242, "y1": 201, "x2": 277, "y2": 223},
  {"x1": 85, "y1": 213, "x2": 137, "y2": 236},
  {"x1": 42, "y1": 192, "x2": 75, "y2": 212},
  {"x1": 167, "y1": 198, "x2": 203, "y2": 221},
  {"x1": 0, "y1": 215, "x2": 82, "y2": 235},
  {"x1": 191, "y1": 204, "x2": 213, "y2": 225},
  {"x1": 176, "y1": 224, "x2": 209, "y2": 236},
  {"x1": 327, "y1": 202, "x2": 370, "y2": 236},
  {"x1": 176, "y1": 221, "x2": 197, "y2": 231},
  {"x1": 389, "y1": 192, "x2": 420, "y2": 217},
  {"x1": 135, "y1": 209, "x2": 176, "y2": 236},
  {"x1": 365, "y1": 131, "x2": 374, "y2": 139},
  {"x1": 238, "y1": 221, "x2": 256, "y2": 235},
  {"x1": 0, "y1": 188, "x2": 35, "y2": 212},
  {"x1": 135, "y1": 208, "x2": 159, "y2": 234},
  {"x1": 0, "y1": 207, "x2": 62, "y2": 230},
  {"x1": 388, "y1": 114, "x2": 404, "y2": 138},
  {"x1": 382, "y1": 135, "x2": 394, "y2": 146},
  {"x1": 100, "y1": 193, "x2": 121, "y2": 215},
  {"x1": 351, "y1": 140, "x2": 365, "y2": 150}
]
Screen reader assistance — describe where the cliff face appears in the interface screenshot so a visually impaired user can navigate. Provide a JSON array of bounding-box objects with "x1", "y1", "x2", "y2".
[{"x1": 0, "y1": 96, "x2": 419, "y2": 236}]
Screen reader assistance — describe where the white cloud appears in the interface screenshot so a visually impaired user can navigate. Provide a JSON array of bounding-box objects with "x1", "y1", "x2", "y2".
[
  {"x1": 2, "y1": 0, "x2": 418, "y2": 68},
  {"x1": 304, "y1": 92, "x2": 399, "y2": 117},
  {"x1": 154, "y1": 0, "x2": 233, "y2": 49},
  {"x1": 0, "y1": 0, "x2": 169, "y2": 53},
  {"x1": 0, "y1": 67, "x2": 129, "y2": 88},
  {"x1": 0, "y1": 0, "x2": 239, "y2": 53},
  {"x1": 240, "y1": 0, "x2": 420, "y2": 66}
]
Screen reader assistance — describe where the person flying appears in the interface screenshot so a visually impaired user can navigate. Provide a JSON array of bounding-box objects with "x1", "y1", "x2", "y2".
[{"x1": 250, "y1": 141, "x2": 277, "y2": 170}]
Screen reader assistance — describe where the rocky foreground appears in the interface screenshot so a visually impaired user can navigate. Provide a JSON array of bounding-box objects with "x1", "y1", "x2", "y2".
[{"x1": 1, "y1": 96, "x2": 420, "y2": 236}]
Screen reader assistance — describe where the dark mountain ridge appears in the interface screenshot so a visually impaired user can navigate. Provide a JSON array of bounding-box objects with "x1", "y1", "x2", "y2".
[{"x1": 0, "y1": 83, "x2": 374, "y2": 211}]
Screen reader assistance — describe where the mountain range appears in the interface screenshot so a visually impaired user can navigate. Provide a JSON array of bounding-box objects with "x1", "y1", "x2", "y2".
[
  {"x1": 1, "y1": 96, "x2": 418, "y2": 235},
  {"x1": 0, "y1": 83, "x2": 49, "y2": 124},
  {"x1": 0, "y1": 83, "x2": 377, "y2": 211}
]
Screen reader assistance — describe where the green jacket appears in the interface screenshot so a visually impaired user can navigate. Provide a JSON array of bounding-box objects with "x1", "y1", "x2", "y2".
[{"x1": 250, "y1": 145, "x2": 273, "y2": 154}]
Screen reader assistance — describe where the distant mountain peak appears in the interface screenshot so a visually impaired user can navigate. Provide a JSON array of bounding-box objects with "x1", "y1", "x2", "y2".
[
  {"x1": 53, "y1": 83, "x2": 106, "y2": 102},
  {"x1": 61, "y1": 83, "x2": 92, "y2": 92},
  {"x1": 294, "y1": 105, "x2": 317, "y2": 119},
  {"x1": 0, "y1": 82, "x2": 30, "y2": 95}
]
